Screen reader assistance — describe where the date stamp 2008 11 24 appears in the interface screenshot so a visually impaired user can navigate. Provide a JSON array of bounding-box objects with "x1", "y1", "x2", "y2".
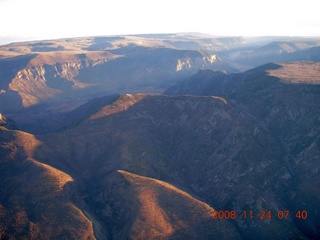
[{"x1": 212, "y1": 210, "x2": 308, "y2": 220}]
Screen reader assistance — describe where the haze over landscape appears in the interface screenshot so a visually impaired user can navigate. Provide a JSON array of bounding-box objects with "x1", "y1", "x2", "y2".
[
  {"x1": 0, "y1": 0, "x2": 320, "y2": 240},
  {"x1": 0, "y1": 0, "x2": 320, "y2": 44}
]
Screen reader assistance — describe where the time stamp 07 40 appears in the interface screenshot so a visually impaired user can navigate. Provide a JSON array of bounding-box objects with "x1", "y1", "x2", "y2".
[{"x1": 212, "y1": 210, "x2": 308, "y2": 220}]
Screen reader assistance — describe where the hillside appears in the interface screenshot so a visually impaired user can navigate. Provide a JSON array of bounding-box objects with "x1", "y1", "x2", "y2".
[
  {"x1": 0, "y1": 128, "x2": 95, "y2": 239},
  {"x1": 165, "y1": 61, "x2": 320, "y2": 146},
  {"x1": 0, "y1": 34, "x2": 320, "y2": 239},
  {"x1": 30, "y1": 90, "x2": 317, "y2": 239},
  {"x1": 1, "y1": 73, "x2": 319, "y2": 238}
]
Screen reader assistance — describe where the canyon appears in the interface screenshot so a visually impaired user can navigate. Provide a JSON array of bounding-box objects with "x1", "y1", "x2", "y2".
[{"x1": 0, "y1": 33, "x2": 320, "y2": 239}]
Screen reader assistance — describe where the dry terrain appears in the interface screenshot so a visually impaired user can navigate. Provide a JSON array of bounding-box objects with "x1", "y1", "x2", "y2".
[{"x1": 0, "y1": 34, "x2": 320, "y2": 239}]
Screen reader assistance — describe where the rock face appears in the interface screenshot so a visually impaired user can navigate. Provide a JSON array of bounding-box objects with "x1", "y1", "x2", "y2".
[{"x1": 0, "y1": 36, "x2": 225, "y2": 113}]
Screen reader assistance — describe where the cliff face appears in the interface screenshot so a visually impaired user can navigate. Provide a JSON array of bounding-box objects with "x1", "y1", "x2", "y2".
[
  {"x1": 0, "y1": 47, "x2": 218, "y2": 112},
  {"x1": 176, "y1": 54, "x2": 217, "y2": 71},
  {"x1": 9, "y1": 58, "x2": 108, "y2": 107}
]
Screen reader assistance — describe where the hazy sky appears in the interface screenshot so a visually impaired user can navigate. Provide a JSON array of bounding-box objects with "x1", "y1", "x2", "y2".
[{"x1": 0, "y1": 0, "x2": 319, "y2": 42}]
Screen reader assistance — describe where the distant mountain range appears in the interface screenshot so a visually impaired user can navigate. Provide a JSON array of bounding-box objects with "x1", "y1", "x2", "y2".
[{"x1": 0, "y1": 33, "x2": 320, "y2": 239}]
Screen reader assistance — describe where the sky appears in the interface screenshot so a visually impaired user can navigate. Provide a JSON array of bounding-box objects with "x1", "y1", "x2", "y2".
[{"x1": 0, "y1": 0, "x2": 319, "y2": 43}]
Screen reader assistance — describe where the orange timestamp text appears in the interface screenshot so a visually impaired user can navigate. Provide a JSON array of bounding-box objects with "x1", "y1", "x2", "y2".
[{"x1": 212, "y1": 210, "x2": 308, "y2": 220}]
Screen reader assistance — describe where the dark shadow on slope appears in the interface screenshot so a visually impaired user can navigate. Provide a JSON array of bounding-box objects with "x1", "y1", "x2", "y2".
[
  {"x1": 0, "y1": 55, "x2": 37, "y2": 113},
  {"x1": 0, "y1": 54, "x2": 36, "y2": 89},
  {"x1": 6, "y1": 94, "x2": 120, "y2": 134},
  {"x1": 46, "y1": 76, "x2": 74, "y2": 91},
  {"x1": 0, "y1": 89, "x2": 24, "y2": 113}
]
